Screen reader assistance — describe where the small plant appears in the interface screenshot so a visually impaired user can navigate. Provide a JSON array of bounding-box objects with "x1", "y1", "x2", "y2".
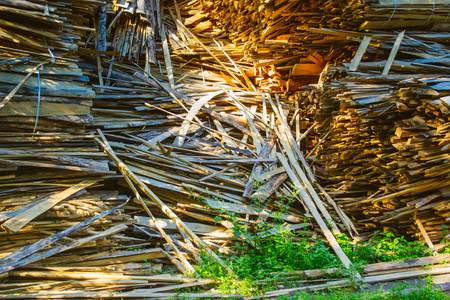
[
  {"x1": 194, "y1": 228, "x2": 341, "y2": 295},
  {"x1": 127, "y1": 246, "x2": 143, "y2": 252},
  {"x1": 187, "y1": 185, "x2": 434, "y2": 297},
  {"x1": 336, "y1": 233, "x2": 378, "y2": 265},
  {"x1": 440, "y1": 225, "x2": 450, "y2": 253},
  {"x1": 372, "y1": 230, "x2": 429, "y2": 262},
  {"x1": 337, "y1": 230, "x2": 429, "y2": 265},
  {"x1": 421, "y1": 263, "x2": 433, "y2": 270}
]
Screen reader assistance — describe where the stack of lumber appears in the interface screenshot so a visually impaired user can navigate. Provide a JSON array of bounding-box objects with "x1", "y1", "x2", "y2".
[
  {"x1": 0, "y1": 0, "x2": 100, "y2": 53},
  {"x1": 0, "y1": 59, "x2": 94, "y2": 133},
  {"x1": 286, "y1": 27, "x2": 450, "y2": 151},
  {"x1": 190, "y1": 0, "x2": 450, "y2": 41},
  {"x1": 354, "y1": 0, "x2": 450, "y2": 31},
  {"x1": 0, "y1": 133, "x2": 222, "y2": 297},
  {"x1": 174, "y1": 0, "x2": 450, "y2": 93},
  {"x1": 172, "y1": 1, "x2": 359, "y2": 93},
  {"x1": 309, "y1": 29, "x2": 450, "y2": 246},
  {"x1": 0, "y1": 0, "x2": 100, "y2": 134},
  {"x1": 106, "y1": 0, "x2": 161, "y2": 63},
  {"x1": 191, "y1": 0, "x2": 356, "y2": 44}
]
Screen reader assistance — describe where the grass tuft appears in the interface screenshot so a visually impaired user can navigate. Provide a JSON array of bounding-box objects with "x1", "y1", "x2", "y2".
[{"x1": 188, "y1": 185, "x2": 440, "y2": 298}]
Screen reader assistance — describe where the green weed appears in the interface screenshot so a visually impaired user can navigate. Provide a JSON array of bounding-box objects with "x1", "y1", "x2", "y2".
[
  {"x1": 187, "y1": 184, "x2": 434, "y2": 297},
  {"x1": 193, "y1": 226, "x2": 432, "y2": 296},
  {"x1": 194, "y1": 228, "x2": 341, "y2": 295},
  {"x1": 337, "y1": 230, "x2": 429, "y2": 265}
]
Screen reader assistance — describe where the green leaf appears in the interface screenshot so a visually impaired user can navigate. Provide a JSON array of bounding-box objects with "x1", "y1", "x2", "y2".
[{"x1": 214, "y1": 216, "x2": 222, "y2": 225}]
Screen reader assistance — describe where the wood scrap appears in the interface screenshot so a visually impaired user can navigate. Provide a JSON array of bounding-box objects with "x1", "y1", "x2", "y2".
[{"x1": 1, "y1": 0, "x2": 450, "y2": 298}]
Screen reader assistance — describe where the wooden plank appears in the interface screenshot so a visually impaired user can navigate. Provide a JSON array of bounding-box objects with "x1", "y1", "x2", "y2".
[
  {"x1": 0, "y1": 224, "x2": 127, "y2": 273},
  {"x1": 7, "y1": 270, "x2": 198, "y2": 282},
  {"x1": 277, "y1": 152, "x2": 355, "y2": 272},
  {"x1": 415, "y1": 218, "x2": 437, "y2": 254},
  {"x1": 349, "y1": 36, "x2": 372, "y2": 72},
  {"x1": 291, "y1": 63, "x2": 324, "y2": 76},
  {"x1": 173, "y1": 90, "x2": 223, "y2": 147},
  {"x1": 0, "y1": 202, "x2": 126, "y2": 273},
  {"x1": 160, "y1": 22, "x2": 175, "y2": 89},
  {"x1": 381, "y1": 31, "x2": 405, "y2": 76},
  {"x1": 364, "y1": 267, "x2": 450, "y2": 284},
  {"x1": 0, "y1": 73, "x2": 95, "y2": 98},
  {"x1": 364, "y1": 254, "x2": 450, "y2": 273},
  {"x1": 1, "y1": 180, "x2": 98, "y2": 233},
  {"x1": 0, "y1": 101, "x2": 90, "y2": 116},
  {"x1": 0, "y1": 63, "x2": 43, "y2": 111},
  {"x1": 0, "y1": 290, "x2": 240, "y2": 299},
  {"x1": 96, "y1": 130, "x2": 235, "y2": 275},
  {"x1": 135, "y1": 216, "x2": 234, "y2": 238},
  {"x1": 67, "y1": 249, "x2": 167, "y2": 267}
]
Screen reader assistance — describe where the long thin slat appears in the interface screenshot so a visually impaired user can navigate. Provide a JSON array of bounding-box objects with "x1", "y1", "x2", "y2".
[
  {"x1": 0, "y1": 62, "x2": 44, "y2": 110},
  {"x1": 122, "y1": 171, "x2": 196, "y2": 275},
  {"x1": 1, "y1": 179, "x2": 98, "y2": 233},
  {"x1": 173, "y1": 90, "x2": 223, "y2": 147},
  {"x1": 0, "y1": 224, "x2": 127, "y2": 273},
  {"x1": 349, "y1": 36, "x2": 372, "y2": 71},
  {"x1": 0, "y1": 202, "x2": 126, "y2": 273},
  {"x1": 381, "y1": 31, "x2": 405, "y2": 76},
  {"x1": 96, "y1": 130, "x2": 235, "y2": 275},
  {"x1": 277, "y1": 152, "x2": 356, "y2": 273}
]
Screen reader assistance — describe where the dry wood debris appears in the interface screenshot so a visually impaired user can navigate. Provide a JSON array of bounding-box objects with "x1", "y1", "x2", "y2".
[{"x1": 0, "y1": 0, "x2": 450, "y2": 298}]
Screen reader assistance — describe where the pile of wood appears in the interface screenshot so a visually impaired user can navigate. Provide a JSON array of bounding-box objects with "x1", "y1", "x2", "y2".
[
  {"x1": 107, "y1": 0, "x2": 161, "y2": 63},
  {"x1": 2, "y1": 0, "x2": 450, "y2": 298},
  {"x1": 0, "y1": 0, "x2": 100, "y2": 134},
  {"x1": 175, "y1": 0, "x2": 450, "y2": 93},
  {"x1": 0, "y1": 60, "x2": 94, "y2": 133},
  {"x1": 173, "y1": 0, "x2": 357, "y2": 93},
  {"x1": 315, "y1": 70, "x2": 450, "y2": 244},
  {"x1": 279, "y1": 26, "x2": 450, "y2": 153},
  {"x1": 0, "y1": 19, "x2": 364, "y2": 294},
  {"x1": 354, "y1": 0, "x2": 450, "y2": 31},
  {"x1": 196, "y1": 0, "x2": 450, "y2": 41},
  {"x1": 0, "y1": 87, "x2": 355, "y2": 297},
  {"x1": 0, "y1": 0, "x2": 99, "y2": 53},
  {"x1": 0, "y1": 133, "x2": 231, "y2": 297},
  {"x1": 307, "y1": 29, "x2": 450, "y2": 247},
  {"x1": 190, "y1": 0, "x2": 355, "y2": 44}
]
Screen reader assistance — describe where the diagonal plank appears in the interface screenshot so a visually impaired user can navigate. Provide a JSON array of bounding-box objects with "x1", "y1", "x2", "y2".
[{"x1": 1, "y1": 179, "x2": 99, "y2": 233}]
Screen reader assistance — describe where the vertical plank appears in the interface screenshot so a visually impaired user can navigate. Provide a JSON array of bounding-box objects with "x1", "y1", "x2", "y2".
[
  {"x1": 160, "y1": 22, "x2": 175, "y2": 89},
  {"x1": 349, "y1": 36, "x2": 372, "y2": 71},
  {"x1": 381, "y1": 30, "x2": 405, "y2": 76}
]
